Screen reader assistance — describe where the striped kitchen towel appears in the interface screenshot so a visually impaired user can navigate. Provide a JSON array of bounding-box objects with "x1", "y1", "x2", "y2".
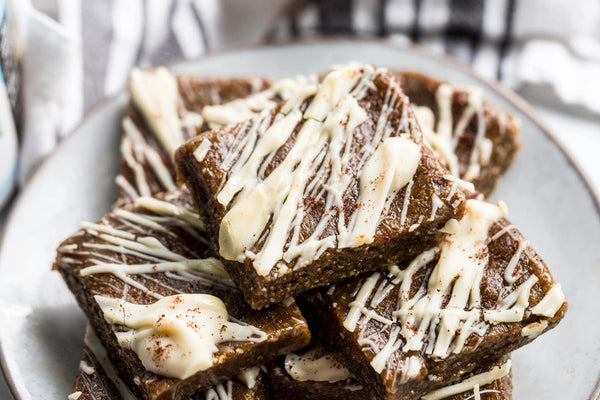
[{"x1": 14, "y1": 0, "x2": 600, "y2": 184}]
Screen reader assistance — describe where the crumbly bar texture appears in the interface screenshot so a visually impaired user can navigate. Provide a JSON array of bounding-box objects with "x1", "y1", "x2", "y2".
[
  {"x1": 266, "y1": 344, "x2": 512, "y2": 400},
  {"x1": 70, "y1": 327, "x2": 268, "y2": 400},
  {"x1": 54, "y1": 188, "x2": 310, "y2": 400},
  {"x1": 175, "y1": 65, "x2": 466, "y2": 309},
  {"x1": 394, "y1": 71, "x2": 521, "y2": 197},
  {"x1": 116, "y1": 71, "x2": 270, "y2": 207},
  {"x1": 298, "y1": 199, "x2": 566, "y2": 400}
]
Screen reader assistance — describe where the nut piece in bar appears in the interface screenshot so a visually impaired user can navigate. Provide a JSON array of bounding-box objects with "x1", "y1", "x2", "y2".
[
  {"x1": 69, "y1": 326, "x2": 268, "y2": 400},
  {"x1": 394, "y1": 71, "x2": 521, "y2": 197},
  {"x1": 299, "y1": 199, "x2": 566, "y2": 400},
  {"x1": 116, "y1": 67, "x2": 271, "y2": 207},
  {"x1": 267, "y1": 344, "x2": 512, "y2": 400},
  {"x1": 54, "y1": 188, "x2": 310, "y2": 400},
  {"x1": 175, "y1": 64, "x2": 466, "y2": 309}
]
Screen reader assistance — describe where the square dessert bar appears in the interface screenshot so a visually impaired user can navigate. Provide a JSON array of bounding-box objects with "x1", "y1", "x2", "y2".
[
  {"x1": 54, "y1": 188, "x2": 310, "y2": 400},
  {"x1": 116, "y1": 68, "x2": 270, "y2": 207},
  {"x1": 267, "y1": 344, "x2": 512, "y2": 400},
  {"x1": 394, "y1": 71, "x2": 521, "y2": 197},
  {"x1": 70, "y1": 327, "x2": 268, "y2": 400},
  {"x1": 175, "y1": 64, "x2": 466, "y2": 309},
  {"x1": 299, "y1": 199, "x2": 566, "y2": 400}
]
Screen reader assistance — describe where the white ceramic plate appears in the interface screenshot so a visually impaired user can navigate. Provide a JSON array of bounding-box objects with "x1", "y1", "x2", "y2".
[{"x1": 1, "y1": 39, "x2": 599, "y2": 400}]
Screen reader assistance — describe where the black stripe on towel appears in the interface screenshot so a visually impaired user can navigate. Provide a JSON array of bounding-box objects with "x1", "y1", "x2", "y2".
[
  {"x1": 376, "y1": 0, "x2": 388, "y2": 37},
  {"x1": 445, "y1": 0, "x2": 484, "y2": 62},
  {"x1": 317, "y1": 0, "x2": 355, "y2": 35},
  {"x1": 497, "y1": 0, "x2": 516, "y2": 80},
  {"x1": 409, "y1": 0, "x2": 423, "y2": 43}
]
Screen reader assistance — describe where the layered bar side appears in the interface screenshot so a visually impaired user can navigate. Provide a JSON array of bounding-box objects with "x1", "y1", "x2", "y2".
[
  {"x1": 54, "y1": 188, "x2": 310, "y2": 400},
  {"x1": 68, "y1": 327, "x2": 267, "y2": 400},
  {"x1": 395, "y1": 71, "x2": 520, "y2": 197},
  {"x1": 299, "y1": 199, "x2": 566, "y2": 400},
  {"x1": 175, "y1": 64, "x2": 466, "y2": 309},
  {"x1": 267, "y1": 344, "x2": 512, "y2": 400}
]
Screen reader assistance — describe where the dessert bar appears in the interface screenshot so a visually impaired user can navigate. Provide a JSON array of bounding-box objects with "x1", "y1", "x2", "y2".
[
  {"x1": 267, "y1": 344, "x2": 512, "y2": 400},
  {"x1": 68, "y1": 327, "x2": 267, "y2": 400},
  {"x1": 54, "y1": 188, "x2": 310, "y2": 400},
  {"x1": 395, "y1": 71, "x2": 520, "y2": 197},
  {"x1": 116, "y1": 68, "x2": 270, "y2": 206},
  {"x1": 299, "y1": 199, "x2": 566, "y2": 399},
  {"x1": 175, "y1": 64, "x2": 466, "y2": 308}
]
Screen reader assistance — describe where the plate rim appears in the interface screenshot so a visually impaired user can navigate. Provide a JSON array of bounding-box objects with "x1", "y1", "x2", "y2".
[{"x1": 1, "y1": 37, "x2": 599, "y2": 400}]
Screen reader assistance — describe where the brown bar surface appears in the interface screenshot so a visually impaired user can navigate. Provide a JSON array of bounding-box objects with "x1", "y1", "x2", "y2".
[
  {"x1": 54, "y1": 188, "x2": 310, "y2": 400},
  {"x1": 394, "y1": 71, "x2": 520, "y2": 197},
  {"x1": 176, "y1": 65, "x2": 466, "y2": 309},
  {"x1": 298, "y1": 199, "x2": 566, "y2": 400}
]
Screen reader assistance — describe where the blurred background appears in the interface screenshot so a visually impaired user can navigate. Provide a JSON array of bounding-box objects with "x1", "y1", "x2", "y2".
[{"x1": 1, "y1": 0, "x2": 600, "y2": 231}]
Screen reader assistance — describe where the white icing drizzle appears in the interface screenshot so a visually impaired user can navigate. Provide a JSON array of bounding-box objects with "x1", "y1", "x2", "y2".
[
  {"x1": 202, "y1": 75, "x2": 317, "y2": 129},
  {"x1": 194, "y1": 138, "x2": 212, "y2": 162},
  {"x1": 531, "y1": 283, "x2": 565, "y2": 317},
  {"x1": 129, "y1": 68, "x2": 184, "y2": 157},
  {"x1": 216, "y1": 65, "x2": 421, "y2": 276},
  {"x1": 284, "y1": 346, "x2": 353, "y2": 383},
  {"x1": 503, "y1": 239, "x2": 529, "y2": 283},
  {"x1": 413, "y1": 83, "x2": 489, "y2": 181},
  {"x1": 421, "y1": 359, "x2": 511, "y2": 400},
  {"x1": 204, "y1": 380, "x2": 233, "y2": 400},
  {"x1": 135, "y1": 196, "x2": 205, "y2": 231},
  {"x1": 84, "y1": 324, "x2": 260, "y2": 400},
  {"x1": 95, "y1": 294, "x2": 267, "y2": 379},
  {"x1": 79, "y1": 360, "x2": 95, "y2": 375},
  {"x1": 57, "y1": 193, "x2": 234, "y2": 301},
  {"x1": 344, "y1": 272, "x2": 381, "y2": 332},
  {"x1": 343, "y1": 138, "x2": 420, "y2": 247},
  {"x1": 117, "y1": 116, "x2": 177, "y2": 202},
  {"x1": 484, "y1": 274, "x2": 538, "y2": 324},
  {"x1": 395, "y1": 200, "x2": 506, "y2": 358},
  {"x1": 521, "y1": 320, "x2": 549, "y2": 338},
  {"x1": 236, "y1": 366, "x2": 262, "y2": 389},
  {"x1": 116, "y1": 175, "x2": 140, "y2": 201},
  {"x1": 337, "y1": 198, "x2": 564, "y2": 377},
  {"x1": 67, "y1": 391, "x2": 82, "y2": 400}
]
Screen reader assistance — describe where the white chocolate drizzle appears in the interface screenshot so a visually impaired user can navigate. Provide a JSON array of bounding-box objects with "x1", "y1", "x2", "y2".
[
  {"x1": 83, "y1": 324, "x2": 261, "y2": 400},
  {"x1": 521, "y1": 320, "x2": 549, "y2": 338},
  {"x1": 67, "y1": 391, "x2": 82, "y2": 400},
  {"x1": 531, "y1": 284, "x2": 565, "y2": 317},
  {"x1": 338, "y1": 199, "x2": 563, "y2": 376},
  {"x1": 129, "y1": 68, "x2": 185, "y2": 157},
  {"x1": 237, "y1": 366, "x2": 262, "y2": 389},
  {"x1": 421, "y1": 359, "x2": 511, "y2": 400},
  {"x1": 284, "y1": 346, "x2": 353, "y2": 383},
  {"x1": 216, "y1": 64, "x2": 422, "y2": 276},
  {"x1": 95, "y1": 294, "x2": 267, "y2": 379},
  {"x1": 194, "y1": 138, "x2": 212, "y2": 163},
  {"x1": 413, "y1": 83, "x2": 490, "y2": 181},
  {"x1": 202, "y1": 75, "x2": 317, "y2": 129},
  {"x1": 204, "y1": 380, "x2": 233, "y2": 400},
  {"x1": 57, "y1": 192, "x2": 236, "y2": 301},
  {"x1": 79, "y1": 360, "x2": 95, "y2": 375}
]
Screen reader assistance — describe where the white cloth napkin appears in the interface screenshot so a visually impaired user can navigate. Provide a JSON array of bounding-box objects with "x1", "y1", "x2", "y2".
[{"x1": 12, "y1": 0, "x2": 600, "y2": 185}]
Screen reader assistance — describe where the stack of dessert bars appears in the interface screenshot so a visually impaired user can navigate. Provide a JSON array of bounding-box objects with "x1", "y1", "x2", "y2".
[{"x1": 55, "y1": 64, "x2": 566, "y2": 400}]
